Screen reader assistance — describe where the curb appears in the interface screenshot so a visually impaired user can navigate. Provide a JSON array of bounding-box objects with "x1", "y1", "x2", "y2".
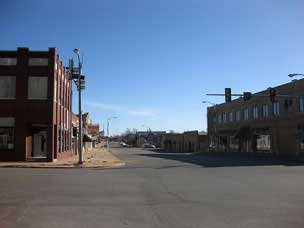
[{"x1": 0, "y1": 162, "x2": 126, "y2": 169}]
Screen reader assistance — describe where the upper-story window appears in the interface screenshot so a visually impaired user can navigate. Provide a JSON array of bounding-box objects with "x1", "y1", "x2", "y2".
[
  {"x1": 299, "y1": 97, "x2": 304, "y2": 112},
  {"x1": 253, "y1": 105, "x2": 259, "y2": 120},
  {"x1": 0, "y1": 58, "x2": 17, "y2": 66},
  {"x1": 28, "y1": 76, "x2": 48, "y2": 99},
  {"x1": 54, "y1": 80, "x2": 57, "y2": 101},
  {"x1": 218, "y1": 114, "x2": 222, "y2": 124},
  {"x1": 28, "y1": 58, "x2": 48, "y2": 66},
  {"x1": 243, "y1": 108, "x2": 249, "y2": 121},
  {"x1": 0, "y1": 76, "x2": 16, "y2": 99},
  {"x1": 273, "y1": 102, "x2": 280, "y2": 116},
  {"x1": 236, "y1": 111, "x2": 240, "y2": 121},
  {"x1": 229, "y1": 112, "x2": 233, "y2": 122},
  {"x1": 222, "y1": 113, "x2": 227, "y2": 123},
  {"x1": 262, "y1": 104, "x2": 269, "y2": 118}
]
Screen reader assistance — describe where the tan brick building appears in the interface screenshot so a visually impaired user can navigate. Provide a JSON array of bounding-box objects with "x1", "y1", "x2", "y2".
[
  {"x1": 207, "y1": 79, "x2": 304, "y2": 158},
  {"x1": 163, "y1": 131, "x2": 208, "y2": 153}
]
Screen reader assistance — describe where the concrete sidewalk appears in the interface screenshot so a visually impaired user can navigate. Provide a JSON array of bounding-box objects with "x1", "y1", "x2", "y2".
[{"x1": 0, "y1": 147, "x2": 125, "y2": 168}]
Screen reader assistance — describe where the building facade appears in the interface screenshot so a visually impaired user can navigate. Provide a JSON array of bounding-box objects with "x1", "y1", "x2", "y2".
[
  {"x1": 207, "y1": 79, "x2": 304, "y2": 158},
  {"x1": 163, "y1": 131, "x2": 208, "y2": 153},
  {"x1": 0, "y1": 48, "x2": 75, "y2": 161}
]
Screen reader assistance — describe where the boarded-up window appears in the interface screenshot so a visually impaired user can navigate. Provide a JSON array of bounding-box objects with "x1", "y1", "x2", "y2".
[
  {"x1": 0, "y1": 76, "x2": 16, "y2": 99},
  {"x1": 28, "y1": 77, "x2": 48, "y2": 99},
  {"x1": 28, "y1": 58, "x2": 48, "y2": 66},
  {"x1": 0, "y1": 58, "x2": 17, "y2": 65}
]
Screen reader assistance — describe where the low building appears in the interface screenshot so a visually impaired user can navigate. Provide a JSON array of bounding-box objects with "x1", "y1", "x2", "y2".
[
  {"x1": 136, "y1": 131, "x2": 166, "y2": 147},
  {"x1": 0, "y1": 48, "x2": 74, "y2": 161},
  {"x1": 163, "y1": 131, "x2": 208, "y2": 153},
  {"x1": 87, "y1": 124, "x2": 100, "y2": 147},
  {"x1": 207, "y1": 79, "x2": 304, "y2": 158}
]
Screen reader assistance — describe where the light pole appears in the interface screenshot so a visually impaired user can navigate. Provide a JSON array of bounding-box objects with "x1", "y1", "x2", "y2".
[
  {"x1": 107, "y1": 116, "x2": 118, "y2": 149},
  {"x1": 202, "y1": 101, "x2": 218, "y2": 152},
  {"x1": 141, "y1": 124, "x2": 151, "y2": 132},
  {"x1": 68, "y1": 49, "x2": 85, "y2": 164}
]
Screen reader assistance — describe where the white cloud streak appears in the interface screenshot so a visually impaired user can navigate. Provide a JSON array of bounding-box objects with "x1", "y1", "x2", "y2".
[{"x1": 84, "y1": 101, "x2": 158, "y2": 117}]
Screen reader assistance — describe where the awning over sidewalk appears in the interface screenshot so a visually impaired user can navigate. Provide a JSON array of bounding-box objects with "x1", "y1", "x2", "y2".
[{"x1": 83, "y1": 133, "x2": 93, "y2": 142}]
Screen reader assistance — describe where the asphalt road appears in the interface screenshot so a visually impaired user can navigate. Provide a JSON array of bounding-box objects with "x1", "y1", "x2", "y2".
[{"x1": 1, "y1": 144, "x2": 304, "y2": 228}]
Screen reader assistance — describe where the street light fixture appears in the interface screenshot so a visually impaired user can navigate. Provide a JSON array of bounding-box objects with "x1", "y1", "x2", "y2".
[
  {"x1": 202, "y1": 101, "x2": 217, "y2": 106},
  {"x1": 141, "y1": 124, "x2": 151, "y2": 131},
  {"x1": 288, "y1": 73, "x2": 304, "y2": 78},
  {"x1": 107, "y1": 116, "x2": 118, "y2": 149}
]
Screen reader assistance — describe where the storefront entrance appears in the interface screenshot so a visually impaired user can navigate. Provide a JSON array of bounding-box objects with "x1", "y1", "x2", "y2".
[{"x1": 32, "y1": 130, "x2": 47, "y2": 158}]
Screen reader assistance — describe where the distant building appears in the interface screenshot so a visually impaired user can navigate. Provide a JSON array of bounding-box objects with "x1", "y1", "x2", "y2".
[
  {"x1": 163, "y1": 131, "x2": 208, "y2": 153},
  {"x1": 87, "y1": 124, "x2": 100, "y2": 147},
  {"x1": 78, "y1": 112, "x2": 100, "y2": 150},
  {"x1": 207, "y1": 79, "x2": 304, "y2": 158},
  {"x1": 71, "y1": 112, "x2": 79, "y2": 154},
  {"x1": 0, "y1": 48, "x2": 74, "y2": 161},
  {"x1": 136, "y1": 131, "x2": 166, "y2": 147}
]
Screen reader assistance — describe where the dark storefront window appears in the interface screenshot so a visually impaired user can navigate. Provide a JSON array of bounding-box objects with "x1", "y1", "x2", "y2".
[
  {"x1": 229, "y1": 136, "x2": 239, "y2": 152},
  {"x1": 0, "y1": 118, "x2": 15, "y2": 150},
  {"x1": 297, "y1": 126, "x2": 304, "y2": 151},
  {"x1": 0, "y1": 128, "x2": 14, "y2": 150},
  {"x1": 256, "y1": 135, "x2": 271, "y2": 152}
]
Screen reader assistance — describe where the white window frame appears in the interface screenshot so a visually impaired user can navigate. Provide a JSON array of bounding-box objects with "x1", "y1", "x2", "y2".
[
  {"x1": 236, "y1": 111, "x2": 240, "y2": 122},
  {"x1": 218, "y1": 114, "x2": 222, "y2": 124},
  {"x1": 299, "y1": 97, "x2": 304, "y2": 112},
  {"x1": 262, "y1": 104, "x2": 269, "y2": 118},
  {"x1": 222, "y1": 113, "x2": 227, "y2": 123},
  {"x1": 253, "y1": 105, "x2": 259, "y2": 120},
  {"x1": 229, "y1": 112, "x2": 233, "y2": 122},
  {"x1": 273, "y1": 102, "x2": 280, "y2": 116},
  {"x1": 243, "y1": 108, "x2": 249, "y2": 121}
]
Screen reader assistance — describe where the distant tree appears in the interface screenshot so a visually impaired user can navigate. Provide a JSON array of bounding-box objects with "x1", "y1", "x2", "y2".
[
  {"x1": 125, "y1": 128, "x2": 131, "y2": 135},
  {"x1": 169, "y1": 130, "x2": 175, "y2": 133}
]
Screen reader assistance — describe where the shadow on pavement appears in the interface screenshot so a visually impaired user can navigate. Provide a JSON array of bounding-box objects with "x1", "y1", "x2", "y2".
[{"x1": 136, "y1": 153, "x2": 304, "y2": 168}]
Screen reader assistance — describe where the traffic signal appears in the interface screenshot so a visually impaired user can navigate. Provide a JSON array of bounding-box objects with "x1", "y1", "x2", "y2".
[
  {"x1": 269, "y1": 87, "x2": 276, "y2": 102},
  {"x1": 225, "y1": 88, "x2": 231, "y2": 102},
  {"x1": 243, "y1": 92, "x2": 252, "y2": 101},
  {"x1": 68, "y1": 59, "x2": 74, "y2": 80}
]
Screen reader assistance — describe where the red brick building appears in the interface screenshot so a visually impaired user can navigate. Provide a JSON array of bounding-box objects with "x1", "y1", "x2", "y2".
[
  {"x1": 207, "y1": 79, "x2": 304, "y2": 158},
  {"x1": 0, "y1": 48, "x2": 75, "y2": 161}
]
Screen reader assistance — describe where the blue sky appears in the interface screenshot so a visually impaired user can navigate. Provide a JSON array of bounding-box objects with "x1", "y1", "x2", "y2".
[{"x1": 1, "y1": 0, "x2": 304, "y2": 135}]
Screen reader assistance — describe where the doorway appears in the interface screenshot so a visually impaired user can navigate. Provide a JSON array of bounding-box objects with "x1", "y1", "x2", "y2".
[{"x1": 33, "y1": 130, "x2": 47, "y2": 158}]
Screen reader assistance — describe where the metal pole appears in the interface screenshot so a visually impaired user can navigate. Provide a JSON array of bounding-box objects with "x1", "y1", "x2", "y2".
[
  {"x1": 78, "y1": 56, "x2": 83, "y2": 164},
  {"x1": 107, "y1": 119, "x2": 110, "y2": 149}
]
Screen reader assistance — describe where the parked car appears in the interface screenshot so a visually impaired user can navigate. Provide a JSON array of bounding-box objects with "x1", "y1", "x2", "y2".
[
  {"x1": 120, "y1": 142, "x2": 129, "y2": 147},
  {"x1": 142, "y1": 143, "x2": 156, "y2": 148}
]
